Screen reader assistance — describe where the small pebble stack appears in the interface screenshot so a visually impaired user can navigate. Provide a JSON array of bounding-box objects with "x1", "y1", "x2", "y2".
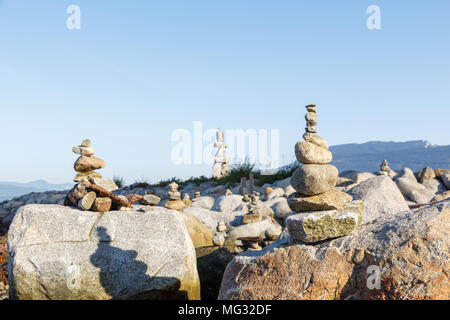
[
  {"x1": 72, "y1": 139, "x2": 106, "y2": 182},
  {"x1": 64, "y1": 139, "x2": 121, "y2": 213},
  {"x1": 286, "y1": 105, "x2": 364, "y2": 243},
  {"x1": 377, "y1": 160, "x2": 391, "y2": 176}
]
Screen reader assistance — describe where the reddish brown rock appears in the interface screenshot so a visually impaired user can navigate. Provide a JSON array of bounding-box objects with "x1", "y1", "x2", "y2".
[{"x1": 219, "y1": 200, "x2": 450, "y2": 300}]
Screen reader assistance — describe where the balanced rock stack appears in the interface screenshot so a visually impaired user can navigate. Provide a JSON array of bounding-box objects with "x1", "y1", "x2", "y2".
[
  {"x1": 64, "y1": 139, "x2": 126, "y2": 213},
  {"x1": 286, "y1": 104, "x2": 364, "y2": 243},
  {"x1": 164, "y1": 182, "x2": 186, "y2": 211},
  {"x1": 377, "y1": 160, "x2": 391, "y2": 176},
  {"x1": 72, "y1": 139, "x2": 106, "y2": 182}
]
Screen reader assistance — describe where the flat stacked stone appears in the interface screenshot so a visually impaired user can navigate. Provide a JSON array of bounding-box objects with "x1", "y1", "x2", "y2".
[{"x1": 287, "y1": 104, "x2": 363, "y2": 243}]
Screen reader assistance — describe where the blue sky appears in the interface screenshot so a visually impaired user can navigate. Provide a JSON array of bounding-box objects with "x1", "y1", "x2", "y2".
[{"x1": 0, "y1": 0, "x2": 449, "y2": 184}]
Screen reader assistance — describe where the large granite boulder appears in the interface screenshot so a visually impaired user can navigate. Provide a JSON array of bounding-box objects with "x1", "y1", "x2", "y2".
[
  {"x1": 218, "y1": 200, "x2": 450, "y2": 300},
  {"x1": 348, "y1": 176, "x2": 409, "y2": 224},
  {"x1": 7, "y1": 205, "x2": 200, "y2": 300}
]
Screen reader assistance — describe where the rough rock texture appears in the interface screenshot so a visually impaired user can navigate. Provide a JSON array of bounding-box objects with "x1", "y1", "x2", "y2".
[
  {"x1": 218, "y1": 200, "x2": 450, "y2": 300},
  {"x1": 286, "y1": 201, "x2": 363, "y2": 243},
  {"x1": 348, "y1": 176, "x2": 409, "y2": 224},
  {"x1": 295, "y1": 141, "x2": 332, "y2": 164},
  {"x1": 395, "y1": 170, "x2": 436, "y2": 204},
  {"x1": 291, "y1": 164, "x2": 339, "y2": 196},
  {"x1": 7, "y1": 205, "x2": 200, "y2": 300},
  {"x1": 178, "y1": 211, "x2": 213, "y2": 248},
  {"x1": 288, "y1": 190, "x2": 352, "y2": 212}
]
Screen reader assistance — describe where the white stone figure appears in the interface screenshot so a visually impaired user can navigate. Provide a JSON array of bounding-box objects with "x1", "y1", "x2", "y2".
[{"x1": 212, "y1": 128, "x2": 230, "y2": 178}]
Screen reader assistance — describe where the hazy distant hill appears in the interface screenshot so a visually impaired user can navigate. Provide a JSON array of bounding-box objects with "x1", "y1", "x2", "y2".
[
  {"x1": 0, "y1": 180, "x2": 72, "y2": 202},
  {"x1": 330, "y1": 140, "x2": 450, "y2": 173}
]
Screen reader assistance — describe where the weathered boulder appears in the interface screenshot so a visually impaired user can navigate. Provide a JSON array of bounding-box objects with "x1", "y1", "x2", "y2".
[
  {"x1": 291, "y1": 164, "x2": 339, "y2": 196},
  {"x1": 7, "y1": 205, "x2": 200, "y2": 300},
  {"x1": 178, "y1": 211, "x2": 213, "y2": 248},
  {"x1": 286, "y1": 201, "x2": 363, "y2": 243},
  {"x1": 395, "y1": 170, "x2": 435, "y2": 203},
  {"x1": 348, "y1": 176, "x2": 409, "y2": 224},
  {"x1": 218, "y1": 200, "x2": 450, "y2": 300},
  {"x1": 182, "y1": 206, "x2": 243, "y2": 233},
  {"x1": 423, "y1": 179, "x2": 447, "y2": 195},
  {"x1": 212, "y1": 195, "x2": 244, "y2": 212}
]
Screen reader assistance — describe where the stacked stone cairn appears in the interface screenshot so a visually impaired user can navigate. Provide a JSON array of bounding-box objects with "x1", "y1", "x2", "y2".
[
  {"x1": 72, "y1": 139, "x2": 105, "y2": 182},
  {"x1": 212, "y1": 128, "x2": 230, "y2": 179},
  {"x1": 377, "y1": 160, "x2": 391, "y2": 176},
  {"x1": 64, "y1": 139, "x2": 127, "y2": 213},
  {"x1": 164, "y1": 182, "x2": 186, "y2": 211},
  {"x1": 286, "y1": 105, "x2": 364, "y2": 243},
  {"x1": 242, "y1": 193, "x2": 263, "y2": 224}
]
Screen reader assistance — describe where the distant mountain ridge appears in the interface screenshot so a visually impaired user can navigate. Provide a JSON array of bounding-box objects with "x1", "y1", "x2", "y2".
[
  {"x1": 329, "y1": 140, "x2": 449, "y2": 173},
  {"x1": 0, "y1": 180, "x2": 72, "y2": 202}
]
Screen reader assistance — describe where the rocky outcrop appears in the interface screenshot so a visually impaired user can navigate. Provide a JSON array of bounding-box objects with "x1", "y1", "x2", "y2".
[
  {"x1": 348, "y1": 176, "x2": 409, "y2": 224},
  {"x1": 218, "y1": 200, "x2": 449, "y2": 300},
  {"x1": 7, "y1": 205, "x2": 200, "y2": 300}
]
